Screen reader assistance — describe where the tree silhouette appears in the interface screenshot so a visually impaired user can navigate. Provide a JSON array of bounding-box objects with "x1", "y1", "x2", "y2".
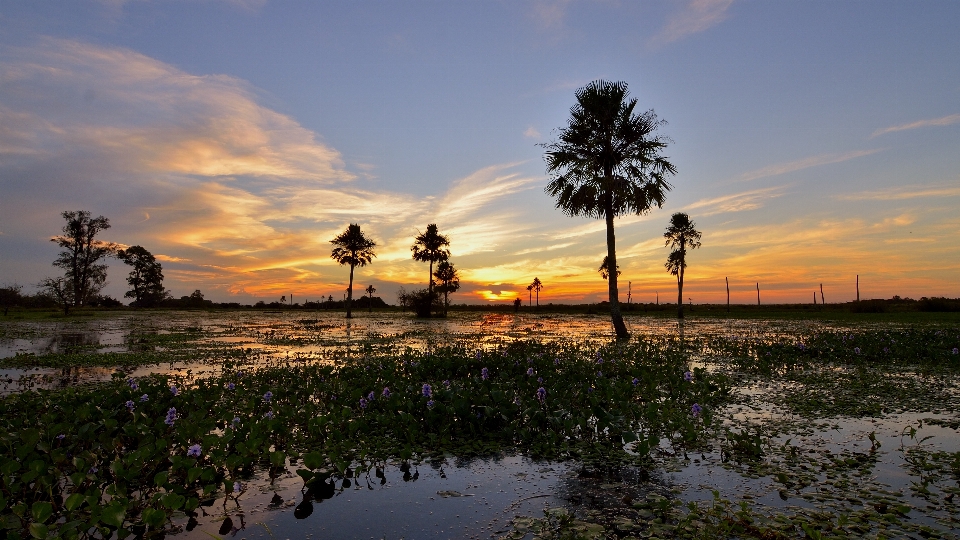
[
  {"x1": 117, "y1": 246, "x2": 168, "y2": 307},
  {"x1": 663, "y1": 212, "x2": 701, "y2": 319},
  {"x1": 411, "y1": 224, "x2": 450, "y2": 295},
  {"x1": 526, "y1": 284, "x2": 533, "y2": 307},
  {"x1": 544, "y1": 81, "x2": 676, "y2": 340},
  {"x1": 433, "y1": 261, "x2": 461, "y2": 316},
  {"x1": 365, "y1": 284, "x2": 376, "y2": 313},
  {"x1": 530, "y1": 277, "x2": 543, "y2": 307},
  {"x1": 51, "y1": 211, "x2": 118, "y2": 307},
  {"x1": 598, "y1": 255, "x2": 621, "y2": 280},
  {"x1": 330, "y1": 224, "x2": 377, "y2": 319}
]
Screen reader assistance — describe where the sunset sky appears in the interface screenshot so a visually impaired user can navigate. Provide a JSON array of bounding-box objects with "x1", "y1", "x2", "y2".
[{"x1": 1, "y1": 1, "x2": 958, "y2": 305}]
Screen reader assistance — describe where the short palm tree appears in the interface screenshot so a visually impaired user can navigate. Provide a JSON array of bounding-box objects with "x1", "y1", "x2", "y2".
[
  {"x1": 411, "y1": 224, "x2": 450, "y2": 295},
  {"x1": 598, "y1": 255, "x2": 621, "y2": 280},
  {"x1": 544, "y1": 80, "x2": 676, "y2": 340},
  {"x1": 365, "y1": 284, "x2": 376, "y2": 313},
  {"x1": 330, "y1": 224, "x2": 377, "y2": 319},
  {"x1": 530, "y1": 277, "x2": 543, "y2": 307},
  {"x1": 663, "y1": 212, "x2": 701, "y2": 319},
  {"x1": 433, "y1": 261, "x2": 460, "y2": 316}
]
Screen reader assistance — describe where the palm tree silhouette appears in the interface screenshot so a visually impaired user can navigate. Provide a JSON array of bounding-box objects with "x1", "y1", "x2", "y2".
[
  {"x1": 411, "y1": 224, "x2": 450, "y2": 295},
  {"x1": 365, "y1": 284, "x2": 376, "y2": 313},
  {"x1": 330, "y1": 224, "x2": 377, "y2": 319},
  {"x1": 663, "y1": 212, "x2": 701, "y2": 319},
  {"x1": 526, "y1": 284, "x2": 533, "y2": 307},
  {"x1": 433, "y1": 261, "x2": 460, "y2": 316},
  {"x1": 544, "y1": 80, "x2": 676, "y2": 340},
  {"x1": 530, "y1": 277, "x2": 543, "y2": 307},
  {"x1": 598, "y1": 255, "x2": 622, "y2": 281}
]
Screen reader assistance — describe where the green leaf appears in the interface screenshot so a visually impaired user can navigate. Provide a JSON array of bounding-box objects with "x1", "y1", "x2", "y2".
[
  {"x1": 270, "y1": 451, "x2": 285, "y2": 467},
  {"x1": 161, "y1": 493, "x2": 185, "y2": 510},
  {"x1": 142, "y1": 508, "x2": 166, "y2": 528},
  {"x1": 302, "y1": 452, "x2": 324, "y2": 470},
  {"x1": 100, "y1": 504, "x2": 126, "y2": 528},
  {"x1": 29, "y1": 522, "x2": 48, "y2": 539},
  {"x1": 1, "y1": 460, "x2": 20, "y2": 475},
  {"x1": 187, "y1": 467, "x2": 202, "y2": 484},
  {"x1": 31, "y1": 502, "x2": 53, "y2": 523},
  {"x1": 64, "y1": 493, "x2": 85, "y2": 511},
  {"x1": 19, "y1": 429, "x2": 40, "y2": 448},
  {"x1": 153, "y1": 471, "x2": 168, "y2": 487}
]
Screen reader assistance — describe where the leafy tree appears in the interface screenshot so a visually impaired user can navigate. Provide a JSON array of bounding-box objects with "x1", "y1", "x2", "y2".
[
  {"x1": 365, "y1": 284, "x2": 377, "y2": 313},
  {"x1": 117, "y1": 245, "x2": 168, "y2": 307},
  {"x1": 598, "y1": 255, "x2": 621, "y2": 280},
  {"x1": 330, "y1": 223, "x2": 377, "y2": 319},
  {"x1": 544, "y1": 80, "x2": 676, "y2": 340},
  {"x1": 0, "y1": 284, "x2": 23, "y2": 316},
  {"x1": 37, "y1": 277, "x2": 73, "y2": 316},
  {"x1": 411, "y1": 224, "x2": 450, "y2": 295},
  {"x1": 530, "y1": 277, "x2": 543, "y2": 307},
  {"x1": 51, "y1": 211, "x2": 119, "y2": 306},
  {"x1": 433, "y1": 261, "x2": 461, "y2": 316},
  {"x1": 663, "y1": 212, "x2": 702, "y2": 319}
]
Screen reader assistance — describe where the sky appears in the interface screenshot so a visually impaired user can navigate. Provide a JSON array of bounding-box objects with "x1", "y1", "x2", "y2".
[{"x1": 1, "y1": 0, "x2": 959, "y2": 306}]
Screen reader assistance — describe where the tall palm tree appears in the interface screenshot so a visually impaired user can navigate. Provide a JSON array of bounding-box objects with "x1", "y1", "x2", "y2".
[
  {"x1": 526, "y1": 284, "x2": 533, "y2": 307},
  {"x1": 544, "y1": 80, "x2": 676, "y2": 340},
  {"x1": 411, "y1": 223, "x2": 450, "y2": 295},
  {"x1": 330, "y1": 224, "x2": 377, "y2": 319},
  {"x1": 365, "y1": 284, "x2": 376, "y2": 313},
  {"x1": 433, "y1": 261, "x2": 460, "y2": 316},
  {"x1": 530, "y1": 277, "x2": 543, "y2": 307},
  {"x1": 663, "y1": 212, "x2": 701, "y2": 319}
]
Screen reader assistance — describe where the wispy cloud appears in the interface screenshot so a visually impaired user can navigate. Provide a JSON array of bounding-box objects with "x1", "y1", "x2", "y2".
[
  {"x1": 871, "y1": 113, "x2": 960, "y2": 138},
  {"x1": 684, "y1": 186, "x2": 787, "y2": 216},
  {"x1": 737, "y1": 149, "x2": 880, "y2": 183},
  {"x1": 530, "y1": 0, "x2": 572, "y2": 32},
  {"x1": 835, "y1": 182, "x2": 960, "y2": 201},
  {"x1": 524, "y1": 126, "x2": 541, "y2": 139},
  {"x1": 649, "y1": 0, "x2": 733, "y2": 47}
]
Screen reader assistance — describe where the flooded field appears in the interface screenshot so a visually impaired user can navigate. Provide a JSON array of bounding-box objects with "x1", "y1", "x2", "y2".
[{"x1": 1, "y1": 310, "x2": 958, "y2": 539}]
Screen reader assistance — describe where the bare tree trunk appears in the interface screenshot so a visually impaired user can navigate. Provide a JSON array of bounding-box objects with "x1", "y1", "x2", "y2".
[
  {"x1": 820, "y1": 283, "x2": 824, "y2": 305},
  {"x1": 726, "y1": 277, "x2": 730, "y2": 313},
  {"x1": 756, "y1": 282, "x2": 760, "y2": 306},
  {"x1": 346, "y1": 264, "x2": 355, "y2": 318},
  {"x1": 604, "y1": 204, "x2": 629, "y2": 341}
]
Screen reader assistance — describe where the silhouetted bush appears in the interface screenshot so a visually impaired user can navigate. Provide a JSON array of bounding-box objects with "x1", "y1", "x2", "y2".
[
  {"x1": 918, "y1": 297, "x2": 960, "y2": 312},
  {"x1": 851, "y1": 300, "x2": 887, "y2": 313},
  {"x1": 407, "y1": 288, "x2": 440, "y2": 317}
]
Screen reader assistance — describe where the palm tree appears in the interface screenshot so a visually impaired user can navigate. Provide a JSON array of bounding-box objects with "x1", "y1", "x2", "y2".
[
  {"x1": 526, "y1": 284, "x2": 533, "y2": 307},
  {"x1": 365, "y1": 284, "x2": 376, "y2": 313},
  {"x1": 663, "y1": 212, "x2": 701, "y2": 319},
  {"x1": 530, "y1": 277, "x2": 543, "y2": 307},
  {"x1": 544, "y1": 80, "x2": 676, "y2": 340},
  {"x1": 433, "y1": 261, "x2": 460, "y2": 316},
  {"x1": 411, "y1": 223, "x2": 450, "y2": 295},
  {"x1": 598, "y1": 255, "x2": 621, "y2": 280},
  {"x1": 330, "y1": 224, "x2": 377, "y2": 319}
]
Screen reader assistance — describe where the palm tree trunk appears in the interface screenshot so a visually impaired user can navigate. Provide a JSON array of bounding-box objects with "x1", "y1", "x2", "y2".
[
  {"x1": 677, "y1": 268, "x2": 684, "y2": 319},
  {"x1": 604, "y1": 202, "x2": 629, "y2": 341},
  {"x1": 346, "y1": 264, "x2": 355, "y2": 318},
  {"x1": 428, "y1": 261, "x2": 434, "y2": 295}
]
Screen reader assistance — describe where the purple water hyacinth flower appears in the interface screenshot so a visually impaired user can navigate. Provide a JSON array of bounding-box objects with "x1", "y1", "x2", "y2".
[
  {"x1": 597, "y1": 371, "x2": 603, "y2": 377},
  {"x1": 475, "y1": 350, "x2": 482, "y2": 360},
  {"x1": 514, "y1": 396, "x2": 522, "y2": 406},
  {"x1": 125, "y1": 400, "x2": 135, "y2": 412},
  {"x1": 56, "y1": 433, "x2": 65, "y2": 440},
  {"x1": 422, "y1": 384, "x2": 432, "y2": 398},
  {"x1": 854, "y1": 347, "x2": 861, "y2": 354},
  {"x1": 554, "y1": 358, "x2": 560, "y2": 365},
  {"x1": 426, "y1": 400, "x2": 435, "y2": 409},
  {"x1": 139, "y1": 394, "x2": 149, "y2": 402},
  {"x1": 537, "y1": 377, "x2": 543, "y2": 384},
  {"x1": 265, "y1": 410, "x2": 274, "y2": 419},
  {"x1": 481, "y1": 367, "x2": 489, "y2": 380},
  {"x1": 691, "y1": 403, "x2": 703, "y2": 417},
  {"x1": 684, "y1": 371, "x2": 693, "y2": 382},
  {"x1": 187, "y1": 444, "x2": 202, "y2": 457},
  {"x1": 89, "y1": 466, "x2": 98, "y2": 474},
  {"x1": 359, "y1": 398, "x2": 368, "y2": 409},
  {"x1": 382, "y1": 387, "x2": 391, "y2": 398},
  {"x1": 536, "y1": 387, "x2": 546, "y2": 403},
  {"x1": 128, "y1": 378, "x2": 138, "y2": 390},
  {"x1": 263, "y1": 391, "x2": 273, "y2": 402},
  {"x1": 953, "y1": 348, "x2": 958, "y2": 355},
  {"x1": 232, "y1": 417, "x2": 241, "y2": 426},
  {"x1": 233, "y1": 482, "x2": 243, "y2": 493},
  {"x1": 632, "y1": 378, "x2": 639, "y2": 386},
  {"x1": 170, "y1": 385, "x2": 179, "y2": 396},
  {"x1": 368, "y1": 391, "x2": 376, "y2": 401},
  {"x1": 227, "y1": 382, "x2": 235, "y2": 390},
  {"x1": 443, "y1": 380, "x2": 451, "y2": 388},
  {"x1": 526, "y1": 367, "x2": 534, "y2": 376},
  {"x1": 164, "y1": 407, "x2": 177, "y2": 426},
  {"x1": 528, "y1": 358, "x2": 534, "y2": 364}
]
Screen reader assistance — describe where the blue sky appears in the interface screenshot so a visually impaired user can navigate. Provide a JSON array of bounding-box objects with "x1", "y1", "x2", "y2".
[{"x1": 1, "y1": 0, "x2": 958, "y2": 304}]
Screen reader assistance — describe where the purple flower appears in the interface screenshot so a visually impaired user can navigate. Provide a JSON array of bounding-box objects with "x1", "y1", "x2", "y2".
[
  {"x1": 89, "y1": 466, "x2": 98, "y2": 474},
  {"x1": 554, "y1": 358, "x2": 560, "y2": 365},
  {"x1": 475, "y1": 350, "x2": 482, "y2": 360},
  {"x1": 382, "y1": 387, "x2": 391, "y2": 398},
  {"x1": 854, "y1": 347, "x2": 861, "y2": 354},
  {"x1": 536, "y1": 387, "x2": 546, "y2": 403},
  {"x1": 426, "y1": 399, "x2": 435, "y2": 409},
  {"x1": 526, "y1": 367, "x2": 534, "y2": 376},
  {"x1": 359, "y1": 398, "x2": 368, "y2": 409},
  {"x1": 537, "y1": 377, "x2": 543, "y2": 384},
  {"x1": 125, "y1": 400, "x2": 135, "y2": 412},
  {"x1": 443, "y1": 380, "x2": 451, "y2": 388},
  {"x1": 953, "y1": 348, "x2": 958, "y2": 355},
  {"x1": 632, "y1": 377, "x2": 639, "y2": 386},
  {"x1": 233, "y1": 481, "x2": 243, "y2": 493},
  {"x1": 232, "y1": 417, "x2": 240, "y2": 426},
  {"x1": 227, "y1": 382, "x2": 235, "y2": 390},
  {"x1": 367, "y1": 391, "x2": 375, "y2": 401},
  {"x1": 691, "y1": 403, "x2": 703, "y2": 417},
  {"x1": 684, "y1": 371, "x2": 693, "y2": 382},
  {"x1": 56, "y1": 433, "x2": 65, "y2": 440},
  {"x1": 128, "y1": 378, "x2": 138, "y2": 390},
  {"x1": 422, "y1": 383, "x2": 432, "y2": 398},
  {"x1": 164, "y1": 407, "x2": 177, "y2": 426},
  {"x1": 597, "y1": 371, "x2": 603, "y2": 377},
  {"x1": 187, "y1": 444, "x2": 202, "y2": 458},
  {"x1": 264, "y1": 410, "x2": 274, "y2": 419},
  {"x1": 513, "y1": 396, "x2": 522, "y2": 406},
  {"x1": 481, "y1": 367, "x2": 489, "y2": 380},
  {"x1": 170, "y1": 385, "x2": 178, "y2": 396},
  {"x1": 139, "y1": 394, "x2": 149, "y2": 402},
  {"x1": 263, "y1": 391, "x2": 273, "y2": 402}
]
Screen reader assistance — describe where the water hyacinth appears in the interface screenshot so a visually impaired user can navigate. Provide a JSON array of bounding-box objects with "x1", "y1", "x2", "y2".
[
  {"x1": 527, "y1": 367, "x2": 535, "y2": 376},
  {"x1": 127, "y1": 378, "x2": 138, "y2": 390},
  {"x1": 953, "y1": 348, "x2": 958, "y2": 355},
  {"x1": 382, "y1": 387, "x2": 391, "y2": 398},
  {"x1": 164, "y1": 407, "x2": 177, "y2": 426},
  {"x1": 233, "y1": 482, "x2": 243, "y2": 493},
  {"x1": 443, "y1": 380, "x2": 451, "y2": 388},
  {"x1": 232, "y1": 417, "x2": 241, "y2": 426},
  {"x1": 422, "y1": 383, "x2": 432, "y2": 398},
  {"x1": 139, "y1": 394, "x2": 149, "y2": 402},
  {"x1": 854, "y1": 347, "x2": 861, "y2": 354},
  {"x1": 227, "y1": 382, "x2": 235, "y2": 390},
  {"x1": 475, "y1": 350, "x2": 482, "y2": 360},
  {"x1": 632, "y1": 377, "x2": 639, "y2": 386},
  {"x1": 187, "y1": 444, "x2": 202, "y2": 457},
  {"x1": 125, "y1": 400, "x2": 135, "y2": 412},
  {"x1": 481, "y1": 367, "x2": 489, "y2": 380},
  {"x1": 265, "y1": 410, "x2": 274, "y2": 419},
  {"x1": 359, "y1": 397, "x2": 368, "y2": 409},
  {"x1": 56, "y1": 434, "x2": 65, "y2": 440},
  {"x1": 367, "y1": 391, "x2": 376, "y2": 401},
  {"x1": 426, "y1": 399, "x2": 435, "y2": 409},
  {"x1": 691, "y1": 403, "x2": 703, "y2": 417},
  {"x1": 536, "y1": 387, "x2": 546, "y2": 403},
  {"x1": 263, "y1": 391, "x2": 273, "y2": 402},
  {"x1": 684, "y1": 371, "x2": 693, "y2": 382},
  {"x1": 170, "y1": 385, "x2": 179, "y2": 396}
]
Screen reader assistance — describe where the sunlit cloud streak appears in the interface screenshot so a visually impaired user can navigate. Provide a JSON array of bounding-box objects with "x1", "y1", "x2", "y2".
[
  {"x1": 683, "y1": 186, "x2": 787, "y2": 216},
  {"x1": 834, "y1": 182, "x2": 960, "y2": 201},
  {"x1": 736, "y1": 149, "x2": 880, "y2": 183},
  {"x1": 649, "y1": 0, "x2": 734, "y2": 47},
  {"x1": 871, "y1": 113, "x2": 960, "y2": 138}
]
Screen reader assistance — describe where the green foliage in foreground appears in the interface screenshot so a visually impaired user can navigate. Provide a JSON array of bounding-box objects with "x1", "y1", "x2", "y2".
[{"x1": 0, "y1": 341, "x2": 727, "y2": 539}]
